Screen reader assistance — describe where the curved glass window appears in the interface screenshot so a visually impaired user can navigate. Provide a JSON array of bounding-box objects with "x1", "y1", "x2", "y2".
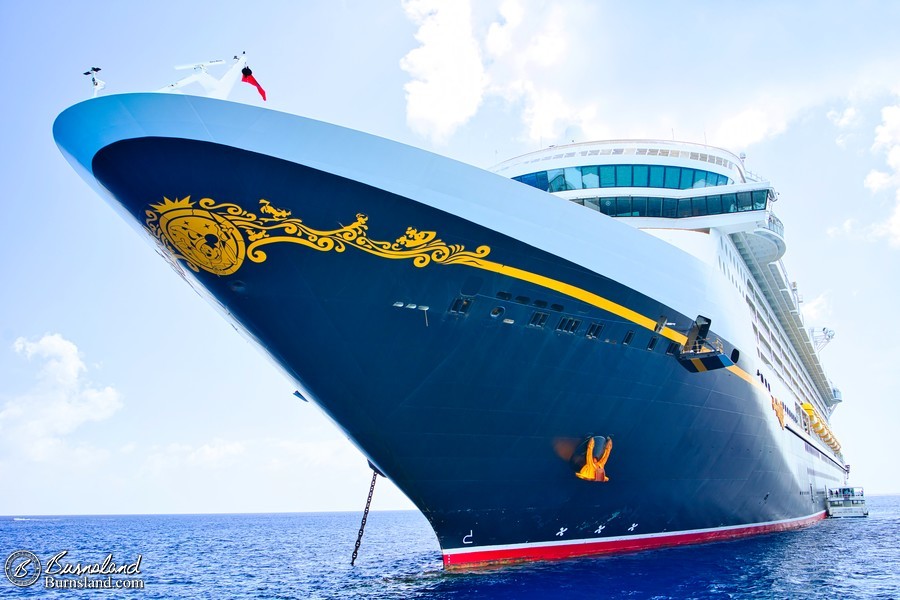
[
  {"x1": 633, "y1": 165, "x2": 649, "y2": 186},
  {"x1": 548, "y1": 169, "x2": 566, "y2": 192},
  {"x1": 752, "y1": 190, "x2": 767, "y2": 210},
  {"x1": 565, "y1": 167, "x2": 583, "y2": 190},
  {"x1": 513, "y1": 164, "x2": 733, "y2": 192},
  {"x1": 600, "y1": 166, "x2": 616, "y2": 187},
  {"x1": 665, "y1": 167, "x2": 681, "y2": 189},
  {"x1": 572, "y1": 189, "x2": 771, "y2": 218}
]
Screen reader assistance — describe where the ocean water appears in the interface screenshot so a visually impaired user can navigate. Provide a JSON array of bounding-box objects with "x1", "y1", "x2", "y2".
[{"x1": 2, "y1": 496, "x2": 897, "y2": 599}]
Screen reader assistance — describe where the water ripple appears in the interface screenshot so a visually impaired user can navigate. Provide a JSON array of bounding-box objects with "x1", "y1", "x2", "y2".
[{"x1": 1, "y1": 497, "x2": 898, "y2": 598}]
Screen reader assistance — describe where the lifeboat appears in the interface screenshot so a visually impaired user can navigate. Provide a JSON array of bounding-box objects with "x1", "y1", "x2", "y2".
[{"x1": 801, "y1": 403, "x2": 841, "y2": 453}]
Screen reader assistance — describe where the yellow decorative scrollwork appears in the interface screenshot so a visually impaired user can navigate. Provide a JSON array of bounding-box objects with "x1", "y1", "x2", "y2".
[
  {"x1": 771, "y1": 395, "x2": 786, "y2": 430},
  {"x1": 144, "y1": 196, "x2": 491, "y2": 276}
]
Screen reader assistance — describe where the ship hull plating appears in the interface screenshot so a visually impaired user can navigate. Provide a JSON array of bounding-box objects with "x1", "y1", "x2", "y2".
[{"x1": 54, "y1": 95, "x2": 845, "y2": 568}]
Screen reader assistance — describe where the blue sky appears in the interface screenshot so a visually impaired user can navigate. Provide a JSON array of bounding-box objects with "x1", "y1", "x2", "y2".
[{"x1": 1, "y1": 0, "x2": 898, "y2": 516}]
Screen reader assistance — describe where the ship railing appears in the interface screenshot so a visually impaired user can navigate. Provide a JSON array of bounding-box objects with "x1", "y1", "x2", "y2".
[
  {"x1": 772, "y1": 260, "x2": 803, "y2": 316},
  {"x1": 744, "y1": 169, "x2": 766, "y2": 183},
  {"x1": 687, "y1": 336, "x2": 724, "y2": 355},
  {"x1": 760, "y1": 212, "x2": 784, "y2": 238},
  {"x1": 828, "y1": 487, "x2": 864, "y2": 499}
]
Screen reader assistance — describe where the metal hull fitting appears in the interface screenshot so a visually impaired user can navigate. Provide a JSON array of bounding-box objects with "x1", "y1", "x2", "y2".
[{"x1": 54, "y1": 94, "x2": 845, "y2": 568}]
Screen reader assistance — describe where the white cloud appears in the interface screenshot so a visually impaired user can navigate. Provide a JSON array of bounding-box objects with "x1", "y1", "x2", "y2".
[
  {"x1": 864, "y1": 169, "x2": 893, "y2": 192},
  {"x1": 520, "y1": 85, "x2": 572, "y2": 143},
  {"x1": 401, "y1": 1, "x2": 598, "y2": 145},
  {"x1": 801, "y1": 293, "x2": 832, "y2": 323},
  {"x1": 13, "y1": 334, "x2": 85, "y2": 392},
  {"x1": 829, "y1": 107, "x2": 858, "y2": 148},
  {"x1": 143, "y1": 439, "x2": 247, "y2": 474},
  {"x1": 400, "y1": 2, "x2": 857, "y2": 148},
  {"x1": 826, "y1": 218, "x2": 863, "y2": 240},
  {"x1": 188, "y1": 439, "x2": 245, "y2": 466},
  {"x1": 1, "y1": 334, "x2": 122, "y2": 462},
  {"x1": 827, "y1": 106, "x2": 858, "y2": 128},
  {"x1": 266, "y1": 438, "x2": 361, "y2": 471},
  {"x1": 485, "y1": 3, "x2": 601, "y2": 144},
  {"x1": 828, "y1": 202, "x2": 900, "y2": 250},
  {"x1": 712, "y1": 105, "x2": 789, "y2": 150},
  {"x1": 400, "y1": 0, "x2": 488, "y2": 143},
  {"x1": 888, "y1": 145, "x2": 900, "y2": 172},
  {"x1": 484, "y1": 0, "x2": 523, "y2": 58},
  {"x1": 396, "y1": 0, "x2": 900, "y2": 193},
  {"x1": 865, "y1": 98, "x2": 900, "y2": 247},
  {"x1": 515, "y1": 4, "x2": 567, "y2": 69},
  {"x1": 871, "y1": 199, "x2": 900, "y2": 248},
  {"x1": 140, "y1": 436, "x2": 359, "y2": 478},
  {"x1": 873, "y1": 105, "x2": 900, "y2": 151}
]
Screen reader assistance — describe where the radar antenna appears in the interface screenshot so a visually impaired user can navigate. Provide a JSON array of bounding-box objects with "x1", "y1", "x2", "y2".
[
  {"x1": 810, "y1": 327, "x2": 835, "y2": 352},
  {"x1": 83, "y1": 67, "x2": 105, "y2": 97}
]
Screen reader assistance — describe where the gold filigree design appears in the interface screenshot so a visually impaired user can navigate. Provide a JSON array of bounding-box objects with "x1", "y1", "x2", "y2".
[
  {"x1": 771, "y1": 395, "x2": 786, "y2": 430},
  {"x1": 144, "y1": 196, "x2": 491, "y2": 276}
]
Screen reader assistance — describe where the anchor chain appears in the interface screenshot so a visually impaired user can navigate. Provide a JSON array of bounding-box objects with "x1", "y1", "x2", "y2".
[{"x1": 350, "y1": 469, "x2": 378, "y2": 566}]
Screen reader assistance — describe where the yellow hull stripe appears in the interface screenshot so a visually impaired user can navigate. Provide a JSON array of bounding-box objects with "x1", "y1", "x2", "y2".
[
  {"x1": 726, "y1": 364, "x2": 757, "y2": 386},
  {"x1": 473, "y1": 254, "x2": 812, "y2": 440},
  {"x1": 471, "y1": 259, "x2": 687, "y2": 344},
  {"x1": 467, "y1": 258, "x2": 770, "y2": 397}
]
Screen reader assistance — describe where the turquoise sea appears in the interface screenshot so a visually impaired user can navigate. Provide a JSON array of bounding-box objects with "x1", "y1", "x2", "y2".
[{"x1": 2, "y1": 496, "x2": 898, "y2": 598}]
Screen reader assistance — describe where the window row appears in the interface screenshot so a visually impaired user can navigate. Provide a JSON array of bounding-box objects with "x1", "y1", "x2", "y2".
[
  {"x1": 513, "y1": 164, "x2": 733, "y2": 193},
  {"x1": 574, "y1": 189, "x2": 770, "y2": 218},
  {"x1": 532, "y1": 313, "x2": 674, "y2": 352}
]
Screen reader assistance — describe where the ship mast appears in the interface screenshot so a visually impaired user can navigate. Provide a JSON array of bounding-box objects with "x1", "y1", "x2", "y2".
[{"x1": 158, "y1": 53, "x2": 248, "y2": 99}]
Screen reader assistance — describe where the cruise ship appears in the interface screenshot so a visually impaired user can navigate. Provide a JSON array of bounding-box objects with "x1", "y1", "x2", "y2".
[{"x1": 53, "y1": 57, "x2": 849, "y2": 569}]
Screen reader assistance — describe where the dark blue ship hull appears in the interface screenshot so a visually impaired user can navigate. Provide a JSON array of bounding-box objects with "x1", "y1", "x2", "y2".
[{"x1": 54, "y1": 95, "x2": 843, "y2": 567}]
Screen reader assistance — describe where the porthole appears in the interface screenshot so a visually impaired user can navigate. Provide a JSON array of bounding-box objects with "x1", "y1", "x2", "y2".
[{"x1": 490, "y1": 307, "x2": 505, "y2": 318}]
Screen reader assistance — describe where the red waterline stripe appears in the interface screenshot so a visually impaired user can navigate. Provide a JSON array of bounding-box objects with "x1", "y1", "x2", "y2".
[{"x1": 442, "y1": 511, "x2": 825, "y2": 569}]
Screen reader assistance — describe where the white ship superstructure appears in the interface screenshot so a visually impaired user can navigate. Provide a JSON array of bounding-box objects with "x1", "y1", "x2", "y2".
[{"x1": 494, "y1": 140, "x2": 844, "y2": 464}]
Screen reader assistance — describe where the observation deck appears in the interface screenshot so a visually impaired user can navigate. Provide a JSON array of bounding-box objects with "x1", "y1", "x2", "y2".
[{"x1": 497, "y1": 139, "x2": 835, "y2": 421}]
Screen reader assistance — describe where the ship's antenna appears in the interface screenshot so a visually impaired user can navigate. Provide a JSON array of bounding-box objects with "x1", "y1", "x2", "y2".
[
  {"x1": 83, "y1": 67, "x2": 105, "y2": 98},
  {"x1": 811, "y1": 327, "x2": 835, "y2": 352},
  {"x1": 158, "y1": 52, "x2": 248, "y2": 99}
]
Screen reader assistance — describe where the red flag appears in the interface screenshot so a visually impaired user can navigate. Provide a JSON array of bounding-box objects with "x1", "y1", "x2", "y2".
[{"x1": 241, "y1": 66, "x2": 266, "y2": 101}]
